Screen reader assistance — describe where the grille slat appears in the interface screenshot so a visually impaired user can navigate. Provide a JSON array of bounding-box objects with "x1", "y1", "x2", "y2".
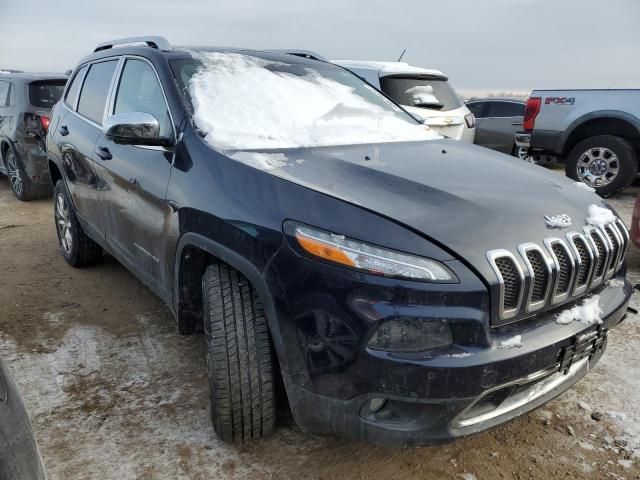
[
  {"x1": 488, "y1": 220, "x2": 625, "y2": 324},
  {"x1": 495, "y1": 257, "x2": 521, "y2": 310}
]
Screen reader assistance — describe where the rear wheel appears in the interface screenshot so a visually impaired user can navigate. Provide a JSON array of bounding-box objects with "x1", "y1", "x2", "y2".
[
  {"x1": 566, "y1": 135, "x2": 637, "y2": 196},
  {"x1": 4, "y1": 149, "x2": 49, "y2": 201},
  {"x1": 202, "y1": 263, "x2": 276, "y2": 442},
  {"x1": 53, "y1": 180, "x2": 102, "y2": 267}
]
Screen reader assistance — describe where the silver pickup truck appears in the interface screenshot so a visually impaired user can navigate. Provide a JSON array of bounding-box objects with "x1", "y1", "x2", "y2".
[{"x1": 516, "y1": 90, "x2": 640, "y2": 196}]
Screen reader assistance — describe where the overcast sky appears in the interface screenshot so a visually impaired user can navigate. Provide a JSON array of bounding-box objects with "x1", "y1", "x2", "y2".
[{"x1": 1, "y1": 0, "x2": 638, "y2": 95}]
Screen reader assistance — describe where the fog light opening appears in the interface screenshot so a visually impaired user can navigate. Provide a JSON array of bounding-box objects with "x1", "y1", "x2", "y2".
[{"x1": 368, "y1": 397, "x2": 386, "y2": 413}]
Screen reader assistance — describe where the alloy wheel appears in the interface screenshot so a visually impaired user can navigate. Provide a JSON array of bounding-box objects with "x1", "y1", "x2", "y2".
[
  {"x1": 6, "y1": 151, "x2": 23, "y2": 196},
  {"x1": 576, "y1": 147, "x2": 619, "y2": 187},
  {"x1": 55, "y1": 193, "x2": 73, "y2": 254}
]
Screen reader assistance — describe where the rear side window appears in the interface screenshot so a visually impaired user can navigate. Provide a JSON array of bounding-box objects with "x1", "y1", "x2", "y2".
[
  {"x1": 64, "y1": 66, "x2": 87, "y2": 108},
  {"x1": 380, "y1": 76, "x2": 463, "y2": 111},
  {"x1": 466, "y1": 102, "x2": 487, "y2": 118},
  {"x1": 77, "y1": 60, "x2": 118, "y2": 124},
  {"x1": 29, "y1": 80, "x2": 66, "y2": 108},
  {"x1": 113, "y1": 59, "x2": 172, "y2": 137},
  {"x1": 486, "y1": 101, "x2": 525, "y2": 118},
  {"x1": 0, "y1": 81, "x2": 9, "y2": 107}
]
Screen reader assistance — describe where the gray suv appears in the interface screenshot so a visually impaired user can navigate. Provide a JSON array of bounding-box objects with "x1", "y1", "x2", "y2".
[{"x1": 0, "y1": 72, "x2": 67, "y2": 200}]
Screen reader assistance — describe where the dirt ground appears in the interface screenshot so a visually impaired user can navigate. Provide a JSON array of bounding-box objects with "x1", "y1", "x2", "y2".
[{"x1": 0, "y1": 172, "x2": 639, "y2": 480}]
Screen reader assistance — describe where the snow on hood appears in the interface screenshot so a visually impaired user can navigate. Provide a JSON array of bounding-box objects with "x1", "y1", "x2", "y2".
[
  {"x1": 586, "y1": 204, "x2": 617, "y2": 227},
  {"x1": 188, "y1": 52, "x2": 440, "y2": 151}
]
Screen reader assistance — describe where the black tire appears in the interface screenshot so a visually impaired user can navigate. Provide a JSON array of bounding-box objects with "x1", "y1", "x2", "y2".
[
  {"x1": 53, "y1": 180, "x2": 102, "y2": 267},
  {"x1": 202, "y1": 263, "x2": 275, "y2": 442},
  {"x1": 4, "y1": 148, "x2": 50, "y2": 201},
  {"x1": 566, "y1": 135, "x2": 637, "y2": 196}
]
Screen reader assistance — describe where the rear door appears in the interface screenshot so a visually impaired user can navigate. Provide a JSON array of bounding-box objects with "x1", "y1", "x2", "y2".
[
  {"x1": 94, "y1": 57, "x2": 175, "y2": 294},
  {"x1": 474, "y1": 101, "x2": 525, "y2": 153},
  {"x1": 55, "y1": 60, "x2": 118, "y2": 239}
]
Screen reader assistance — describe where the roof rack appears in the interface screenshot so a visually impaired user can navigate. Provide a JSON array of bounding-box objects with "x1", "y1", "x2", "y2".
[
  {"x1": 94, "y1": 36, "x2": 171, "y2": 53},
  {"x1": 267, "y1": 49, "x2": 327, "y2": 61}
]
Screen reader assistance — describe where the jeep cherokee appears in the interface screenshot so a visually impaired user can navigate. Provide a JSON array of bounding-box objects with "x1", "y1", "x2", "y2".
[{"x1": 46, "y1": 36, "x2": 632, "y2": 446}]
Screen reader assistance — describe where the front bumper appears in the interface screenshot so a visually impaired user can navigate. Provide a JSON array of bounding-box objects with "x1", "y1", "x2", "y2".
[{"x1": 271, "y1": 242, "x2": 632, "y2": 445}]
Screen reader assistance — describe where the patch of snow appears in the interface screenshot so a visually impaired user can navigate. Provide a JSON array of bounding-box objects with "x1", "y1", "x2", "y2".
[
  {"x1": 405, "y1": 85, "x2": 440, "y2": 106},
  {"x1": 618, "y1": 459, "x2": 633, "y2": 469},
  {"x1": 555, "y1": 296, "x2": 602, "y2": 325},
  {"x1": 43, "y1": 311, "x2": 64, "y2": 323},
  {"x1": 230, "y1": 152, "x2": 289, "y2": 171},
  {"x1": 586, "y1": 204, "x2": 616, "y2": 227},
  {"x1": 606, "y1": 278, "x2": 625, "y2": 288},
  {"x1": 189, "y1": 52, "x2": 440, "y2": 152},
  {"x1": 577, "y1": 400, "x2": 592, "y2": 411},
  {"x1": 498, "y1": 335, "x2": 522, "y2": 349},
  {"x1": 459, "y1": 474, "x2": 477, "y2": 480},
  {"x1": 574, "y1": 182, "x2": 596, "y2": 192},
  {"x1": 438, "y1": 352, "x2": 473, "y2": 359}
]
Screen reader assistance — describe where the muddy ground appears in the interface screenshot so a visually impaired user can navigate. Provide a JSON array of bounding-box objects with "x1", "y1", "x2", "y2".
[{"x1": 0, "y1": 173, "x2": 639, "y2": 480}]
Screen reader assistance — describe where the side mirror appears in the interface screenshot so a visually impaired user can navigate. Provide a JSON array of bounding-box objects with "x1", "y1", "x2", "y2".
[{"x1": 104, "y1": 112, "x2": 173, "y2": 147}]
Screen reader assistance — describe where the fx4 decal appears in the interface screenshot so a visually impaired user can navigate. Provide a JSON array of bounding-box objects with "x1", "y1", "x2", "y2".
[{"x1": 545, "y1": 96, "x2": 575, "y2": 105}]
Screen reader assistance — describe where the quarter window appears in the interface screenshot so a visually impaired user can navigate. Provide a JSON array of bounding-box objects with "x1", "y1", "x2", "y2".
[
  {"x1": 114, "y1": 59, "x2": 172, "y2": 137},
  {"x1": 466, "y1": 102, "x2": 487, "y2": 118},
  {"x1": 0, "y1": 81, "x2": 9, "y2": 107},
  {"x1": 486, "y1": 101, "x2": 525, "y2": 118},
  {"x1": 77, "y1": 60, "x2": 118, "y2": 124},
  {"x1": 64, "y1": 66, "x2": 87, "y2": 109}
]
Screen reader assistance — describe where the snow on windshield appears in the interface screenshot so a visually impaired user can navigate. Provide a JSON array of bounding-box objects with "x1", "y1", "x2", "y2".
[{"x1": 189, "y1": 52, "x2": 440, "y2": 151}]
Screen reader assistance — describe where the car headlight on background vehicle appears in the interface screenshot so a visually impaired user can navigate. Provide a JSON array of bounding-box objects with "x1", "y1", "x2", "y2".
[
  {"x1": 367, "y1": 318, "x2": 453, "y2": 352},
  {"x1": 284, "y1": 221, "x2": 457, "y2": 282}
]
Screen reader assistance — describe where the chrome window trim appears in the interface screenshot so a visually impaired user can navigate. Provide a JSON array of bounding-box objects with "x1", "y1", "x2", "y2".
[
  {"x1": 565, "y1": 232, "x2": 594, "y2": 296},
  {"x1": 543, "y1": 237, "x2": 575, "y2": 305},
  {"x1": 487, "y1": 249, "x2": 525, "y2": 321},
  {"x1": 584, "y1": 226, "x2": 609, "y2": 288},
  {"x1": 517, "y1": 243, "x2": 553, "y2": 313}
]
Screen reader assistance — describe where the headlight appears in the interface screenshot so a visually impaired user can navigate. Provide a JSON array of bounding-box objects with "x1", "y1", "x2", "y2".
[
  {"x1": 368, "y1": 318, "x2": 453, "y2": 352},
  {"x1": 284, "y1": 221, "x2": 457, "y2": 282}
]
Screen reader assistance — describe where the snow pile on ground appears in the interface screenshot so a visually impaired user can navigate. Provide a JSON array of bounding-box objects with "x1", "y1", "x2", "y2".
[
  {"x1": 189, "y1": 52, "x2": 440, "y2": 152},
  {"x1": 555, "y1": 296, "x2": 602, "y2": 325},
  {"x1": 498, "y1": 335, "x2": 522, "y2": 349},
  {"x1": 574, "y1": 182, "x2": 595, "y2": 192},
  {"x1": 586, "y1": 204, "x2": 616, "y2": 227}
]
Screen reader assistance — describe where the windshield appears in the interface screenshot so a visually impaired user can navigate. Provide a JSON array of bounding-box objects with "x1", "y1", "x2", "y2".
[
  {"x1": 380, "y1": 76, "x2": 463, "y2": 112},
  {"x1": 171, "y1": 52, "x2": 440, "y2": 150},
  {"x1": 28, "y1": 80, "x2": 66, "y2": 108}
]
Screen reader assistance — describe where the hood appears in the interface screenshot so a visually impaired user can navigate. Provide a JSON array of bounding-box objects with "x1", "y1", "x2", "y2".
[{"x1": 228, "y1": 139, "x2": 611, "y2": 282}]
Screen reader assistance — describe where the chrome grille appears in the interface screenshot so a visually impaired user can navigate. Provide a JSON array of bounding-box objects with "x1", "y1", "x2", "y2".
[{"x1": 487, "y1": 219, "x2": 627, "y2": 324}]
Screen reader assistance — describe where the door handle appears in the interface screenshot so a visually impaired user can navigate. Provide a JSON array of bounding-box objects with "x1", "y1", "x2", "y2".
[
  {"x1": 59, "y1": 125, "x2": 69, "y2": 136},
  {"x1": 512, "y1": 122, "x2": 523, "y2": 126},
  {"x1": 96, "y1": 146, "x2": 112, "y2": 161}
]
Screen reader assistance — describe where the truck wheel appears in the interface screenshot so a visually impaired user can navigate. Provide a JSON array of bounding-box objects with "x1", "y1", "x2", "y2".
[
  {"x1": 202, "y1": 263, "x2": 275, "y2": 442},
  {"x1": 4, "y1": 149, "x2": 48, "y2": 202},
  {"x1": 53, "y1": 180, "x2": 102, "y2": 267},
  {"x1": 566, "y1": 135, "x2": 637, "y2": 196}
]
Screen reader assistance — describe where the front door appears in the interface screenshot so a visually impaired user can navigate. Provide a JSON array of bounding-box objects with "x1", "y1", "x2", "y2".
[{"x1": 93, "y1": 58, "x2": 175, "y2": 293}]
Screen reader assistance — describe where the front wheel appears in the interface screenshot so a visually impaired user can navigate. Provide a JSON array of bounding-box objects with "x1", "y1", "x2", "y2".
[
  {"x1": 53, "y1": 180, "x2": 102, "y2": 267},
  {"x1": 202, "y1": 263, "x2": 276, "y2": 442},
  {"x1": 566, "y1": 135, "x2": 637, "y2": 196}
]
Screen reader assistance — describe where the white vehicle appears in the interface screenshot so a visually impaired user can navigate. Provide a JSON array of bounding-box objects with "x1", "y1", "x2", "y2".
[{"x1": 332, "y1": 60, "x2": 475, "y2": 142}]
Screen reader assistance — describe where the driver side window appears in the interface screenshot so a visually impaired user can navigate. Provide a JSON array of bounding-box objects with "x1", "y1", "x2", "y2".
[{"x1": 113, "y1": 59, "x2": 172, "y2": 138}]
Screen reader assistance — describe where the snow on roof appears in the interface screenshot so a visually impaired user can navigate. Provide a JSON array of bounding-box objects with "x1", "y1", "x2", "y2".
[
  {"x1": 189, "y1": 52, "x2": 440, "y2": 153},
  {"x1": 332, "y1": 60, "x2": 445, "y2": 77}
]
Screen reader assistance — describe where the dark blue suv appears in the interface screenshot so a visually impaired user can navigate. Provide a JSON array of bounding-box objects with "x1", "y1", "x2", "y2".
[{"x1": 46, "y1": 37, "x2": 632, "y2": 446}]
